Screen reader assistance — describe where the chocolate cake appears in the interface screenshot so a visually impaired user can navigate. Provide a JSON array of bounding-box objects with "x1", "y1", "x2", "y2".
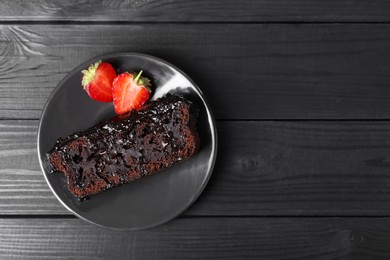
[{"x1": 48, "y1": 95, "x2": 200, "y2": 198}]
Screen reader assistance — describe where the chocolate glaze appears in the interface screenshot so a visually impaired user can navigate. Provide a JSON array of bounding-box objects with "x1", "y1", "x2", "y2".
[{"x1": 48, "y1": 95, "x2": 200, "y2": 198}]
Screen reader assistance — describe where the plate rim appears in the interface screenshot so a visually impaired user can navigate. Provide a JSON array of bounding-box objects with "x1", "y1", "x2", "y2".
[{"x1": 37, "y1": 52, "x2": 218, "y2": 230}]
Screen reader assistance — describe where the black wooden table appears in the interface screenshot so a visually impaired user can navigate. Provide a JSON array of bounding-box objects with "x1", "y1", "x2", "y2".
[{"x1": 2, "y1": 1, "x2": 390, "y2": 258}]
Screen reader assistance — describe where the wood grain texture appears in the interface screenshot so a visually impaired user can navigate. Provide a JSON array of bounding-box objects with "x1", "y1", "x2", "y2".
[
  {"x1": 1, "y1": 0, "x2": 390, "y2": 22},
  {"x1": 1, "y1": 217, "x2": 390, "y2": 259},
  {"x1": 3, "y1": 120, "x2": 390, "y2": 216},
  {"x1": 2, "y1": 24, "x2": 390, "y2": 119},
  {"x1": 0, "y1": 120, "x2": 65, "y2": 213},
  {"x1": 195, "y1": 121, "x2": 390, "y2": 216}
]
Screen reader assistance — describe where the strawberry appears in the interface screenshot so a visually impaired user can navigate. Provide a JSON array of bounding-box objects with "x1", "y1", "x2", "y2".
[
  {"x1": 112, "y1": 70, "x2": 152, "y2": 114},
  {"x1": 81, "y1": 60, "x2": 116, "y2": 102}
]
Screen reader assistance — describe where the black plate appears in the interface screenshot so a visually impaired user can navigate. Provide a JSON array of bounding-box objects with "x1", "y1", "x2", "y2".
[{"x1": 37, "y1": 53, "x2": 217, "y2": 230}]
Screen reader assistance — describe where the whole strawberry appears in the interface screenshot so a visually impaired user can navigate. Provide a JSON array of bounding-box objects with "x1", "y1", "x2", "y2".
[
  {"x1": 81, "y1": 60, "x2": 116, "y2": 102},
  {"x1": 112, "y1": 70, "x2": 152, "y2": 114}
]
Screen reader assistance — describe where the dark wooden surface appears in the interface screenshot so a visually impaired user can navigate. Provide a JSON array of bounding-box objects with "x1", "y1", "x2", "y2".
[
  {"x1": 2, "y1": 0, "x2": 390, "y2": 259},
  {"x1": 1, "y1": 0, "x2": 390, "y2": 22},
  {"x1": 2, "y1": 218, "x2": 390, "y2": 259},
  {"x1": 3, "y1": 24, "x2": 390, "y2": 120}
]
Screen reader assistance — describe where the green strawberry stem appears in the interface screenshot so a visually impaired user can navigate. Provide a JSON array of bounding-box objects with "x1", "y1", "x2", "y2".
[
  {"x1": 81, "y1": 60, "x2": 101, "y2": 88},
  {"x1": 134, "y1": 70, "x2": 143, "y2": 84}
]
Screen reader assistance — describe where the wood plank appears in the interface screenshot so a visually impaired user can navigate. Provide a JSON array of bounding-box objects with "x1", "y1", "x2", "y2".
[
  {"x1": 1, "y1": 217, "x2": 390, "y2": 259},
  {"x1": 0, "y1": 120, "x2": 66, "y2": 214},
  {"x1": 3, "y1": 120, "x2": 390, "y2": 216},
  {"x1": 2, "y1": 24, "x2": 390, "y2": 120},
  {"x1": 1, "y1": 0, "x2": 390, "y2": 22},
  {"x1": 195, "y1": 121, "x2": 390, "y2": 216}
]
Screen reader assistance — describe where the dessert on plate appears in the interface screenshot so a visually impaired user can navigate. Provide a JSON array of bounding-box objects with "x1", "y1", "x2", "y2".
[
  {"x1": 48, "y1": 61, "x2": 200, "y2": 199},
  {"x1": 48, "y1": 95, "x2": 200, "y2": 198}
]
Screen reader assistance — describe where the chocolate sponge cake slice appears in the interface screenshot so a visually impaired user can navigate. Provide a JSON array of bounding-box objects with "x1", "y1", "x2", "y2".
[{"x1": 48, "y1": 95, "x2": 200, "y2": 198}]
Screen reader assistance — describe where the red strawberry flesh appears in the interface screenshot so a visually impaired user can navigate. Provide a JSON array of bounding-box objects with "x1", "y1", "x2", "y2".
[
  {"x1": 81, "y1": 61, "x2": 116, "y2": 102},
  {"x1": 112, "y1": 70, "x2": 152, "y2": 114}
]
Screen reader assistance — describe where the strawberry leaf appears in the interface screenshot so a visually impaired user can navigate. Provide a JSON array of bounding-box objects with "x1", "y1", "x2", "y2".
[
  {"x1": 81, "y1": 60, "x2": 101, "y2": 88},
  {"x1": 130, "y1": 70, "x2": 152, "y2": 93}
]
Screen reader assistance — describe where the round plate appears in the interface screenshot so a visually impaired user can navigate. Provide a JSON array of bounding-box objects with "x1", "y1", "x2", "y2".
[{"x1": 37, "y1": 53, "x2": 217, "y2": 230}]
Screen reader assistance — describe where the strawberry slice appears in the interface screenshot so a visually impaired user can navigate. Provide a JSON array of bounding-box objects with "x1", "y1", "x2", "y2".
[
  {"x1": 81, "y1": 60, "x2": 116, "y2": 102},
  {"x1": 112, "y1": 70, "x2": 152, "y2": 114}
]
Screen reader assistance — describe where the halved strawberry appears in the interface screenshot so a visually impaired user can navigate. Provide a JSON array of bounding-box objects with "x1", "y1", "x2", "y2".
[
  {"x1": 112, "y1": 70, "x2": 152, "y2": 114},
  {"x1": 81, "y1": 60, "x2": 116, "y2": 102}
]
